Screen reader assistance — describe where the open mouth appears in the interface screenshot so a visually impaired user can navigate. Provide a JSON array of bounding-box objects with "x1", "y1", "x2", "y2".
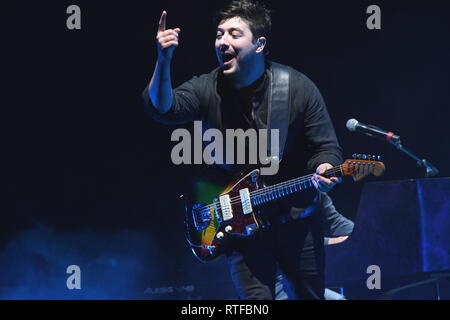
[{"x1": 221, "y1": 52, "x2": 236, "y2": 65}]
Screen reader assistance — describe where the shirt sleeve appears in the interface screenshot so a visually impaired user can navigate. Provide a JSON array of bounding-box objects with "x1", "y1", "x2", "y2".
[
  {"x1": 142, "y1": 73, "x2": 210, "y2": 124},
  {"x1": 321, "y1": 193, "x2": 354, "y2": 237},
  {"x1": 300, "y1": 74, "x2": 343, "y2": 171}
]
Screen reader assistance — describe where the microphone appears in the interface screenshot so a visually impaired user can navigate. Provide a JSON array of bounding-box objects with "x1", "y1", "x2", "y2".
[{"x1": 346, "y1": 118, "x2": 401, "y2": 144}]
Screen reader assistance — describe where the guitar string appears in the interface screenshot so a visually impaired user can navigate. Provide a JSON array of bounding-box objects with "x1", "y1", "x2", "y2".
[
  {"x1": 194, "y1": 163, "x2": 378, "y2": 219},
  {"x1": 194, "y1": 163, "x2": 377, "y2": 218},
  {"x1": 194, "y1": 166, "x2": 346, "y2": 215},
  {"x1": 203, "y1": 172, "x2": 321, "y2": 209},
  {"x1": 229, "y1": 166, "x2": 343, "y2": 201},
  {"x1": 196, "y1": 166, "x2": 344, "y2": 215},
  {"x1": 231, "y1": 162, "x2": 376, "y2": 202},
  {"x1": 194, "y1": 175, "x2": 315, "y2": 218}
]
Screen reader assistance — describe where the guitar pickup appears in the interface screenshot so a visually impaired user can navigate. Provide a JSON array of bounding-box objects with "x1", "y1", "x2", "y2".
[
  {"x1": 219, "y1": 194, "x2": 233, "y2": 221},
  {"x1": 240, "y1": 188, "x2": 253, "y2": 215}
]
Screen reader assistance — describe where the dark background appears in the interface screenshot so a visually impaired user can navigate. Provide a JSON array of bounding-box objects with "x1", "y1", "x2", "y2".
[{"x1": 3, "y1": 0, "x2": 450, "y2": 299}]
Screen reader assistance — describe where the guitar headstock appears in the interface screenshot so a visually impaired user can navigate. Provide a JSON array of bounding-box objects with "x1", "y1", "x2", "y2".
[{"x1": 342, "y1": 154, "x2": 386, "y2": 181}]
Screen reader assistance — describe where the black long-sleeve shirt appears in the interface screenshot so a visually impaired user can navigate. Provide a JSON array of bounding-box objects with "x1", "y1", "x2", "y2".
[{"x1": 143, "y1": 61, "x2": 342, "y2": 182}]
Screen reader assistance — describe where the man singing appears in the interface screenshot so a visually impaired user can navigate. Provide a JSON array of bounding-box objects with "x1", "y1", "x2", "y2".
[{"x1": 143, "y1": 0, "x2": 342, "y2": 299}]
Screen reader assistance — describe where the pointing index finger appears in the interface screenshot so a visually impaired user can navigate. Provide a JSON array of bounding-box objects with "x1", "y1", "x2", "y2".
[{"x1": 158, "y1": 10, "x2": 167, "y2": 32}]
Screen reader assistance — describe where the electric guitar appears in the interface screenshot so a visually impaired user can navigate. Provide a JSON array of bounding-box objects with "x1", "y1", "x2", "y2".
[{"x1": 184, "y1": 154, "x2": 385, "y2": 262}]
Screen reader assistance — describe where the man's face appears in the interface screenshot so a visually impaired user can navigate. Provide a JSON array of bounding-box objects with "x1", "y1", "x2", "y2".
[{"x1": 215, "y1": 17, "x2": 261, "y2": 77}]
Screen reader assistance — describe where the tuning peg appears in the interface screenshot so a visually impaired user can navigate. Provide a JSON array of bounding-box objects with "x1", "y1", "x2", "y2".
[
  {"x1": 352, "y1": 153, "x2": 356, "y2": 159},
  {"x1": 377, "y1": 155, "x2": 382, "y2": 161},
  {"x1": 362, "y1": 154, "x2": 367, "y2": 160}
]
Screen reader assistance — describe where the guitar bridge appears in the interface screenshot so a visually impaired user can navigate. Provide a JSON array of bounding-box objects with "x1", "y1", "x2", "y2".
[{"x1": 192, "y1": 203, "x2": 212, "y2": 230}]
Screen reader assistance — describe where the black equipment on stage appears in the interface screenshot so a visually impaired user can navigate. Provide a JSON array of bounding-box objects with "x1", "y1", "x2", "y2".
[{"x1": 325, "y1": 178, "x2": 450, "y2": 299}]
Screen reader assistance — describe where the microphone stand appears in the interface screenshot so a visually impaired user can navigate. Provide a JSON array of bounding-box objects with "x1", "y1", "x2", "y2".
[{"x1": 389, "y1": 139, "x2": 439, "y2": 178}]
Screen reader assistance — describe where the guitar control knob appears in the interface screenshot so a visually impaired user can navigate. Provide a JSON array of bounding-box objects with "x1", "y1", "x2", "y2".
[
  {"x1": 216, "y1": 232, "x2": 224, "y2": 239},
  {"x1": 225, "y1": 226, "x2": 233, "y2": 233},
  {"x1": 246, "y1": 227, "x2": 255, "y2": 235}
]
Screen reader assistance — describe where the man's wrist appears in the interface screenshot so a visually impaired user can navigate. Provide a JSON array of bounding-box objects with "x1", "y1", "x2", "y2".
[{"x1": 157, "y1": 55, "x2": 172, "y2": 65}]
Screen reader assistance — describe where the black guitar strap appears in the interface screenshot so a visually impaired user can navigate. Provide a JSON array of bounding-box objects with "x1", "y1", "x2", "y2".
[{"x1": 267, "y1": 62, "x2": 291, "y2": 161}]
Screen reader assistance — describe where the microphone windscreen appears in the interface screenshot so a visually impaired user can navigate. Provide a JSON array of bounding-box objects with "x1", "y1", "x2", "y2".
[{"x1": 346, "y1": 118, "x2": 359, "y2": 132}]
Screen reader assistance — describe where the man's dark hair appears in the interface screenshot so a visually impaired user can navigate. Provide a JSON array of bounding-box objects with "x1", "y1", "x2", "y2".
[{"x1": 214, "y1": 0, "x2": 272, "y2": 45}]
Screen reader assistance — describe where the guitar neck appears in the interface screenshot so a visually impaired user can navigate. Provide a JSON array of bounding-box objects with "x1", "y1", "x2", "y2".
[{"x1": 250, "y1": 165, "x2": 343, "y2": 206}]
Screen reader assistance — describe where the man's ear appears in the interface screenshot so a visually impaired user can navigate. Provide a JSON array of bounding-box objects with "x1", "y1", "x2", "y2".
[{"x1": 255, "y1": 37, "x2": 267, "y2": 53}]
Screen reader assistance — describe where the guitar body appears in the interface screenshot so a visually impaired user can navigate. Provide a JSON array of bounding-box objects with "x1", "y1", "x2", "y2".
[
  {"x1": 183, "y1": 157, "x2": 385, "y2": 263},
  {"x1": 185, "y1": 168, "x2": 261, "y2": 262}
]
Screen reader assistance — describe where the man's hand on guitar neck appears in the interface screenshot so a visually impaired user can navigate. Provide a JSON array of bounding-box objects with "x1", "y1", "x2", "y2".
[{"x1": 312, "y1": 163, "x2": 341, "y2": 193}]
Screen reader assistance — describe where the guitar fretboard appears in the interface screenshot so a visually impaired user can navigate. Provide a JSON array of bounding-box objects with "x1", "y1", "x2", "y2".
[{"x1": 250, "y1": 165, "x2": 343, "y2": 206}]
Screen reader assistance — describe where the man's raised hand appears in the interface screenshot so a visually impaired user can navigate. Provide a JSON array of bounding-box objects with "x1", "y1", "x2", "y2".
[{"x1": 156, "y1": 11, "x2": 181, "y2": 63}]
